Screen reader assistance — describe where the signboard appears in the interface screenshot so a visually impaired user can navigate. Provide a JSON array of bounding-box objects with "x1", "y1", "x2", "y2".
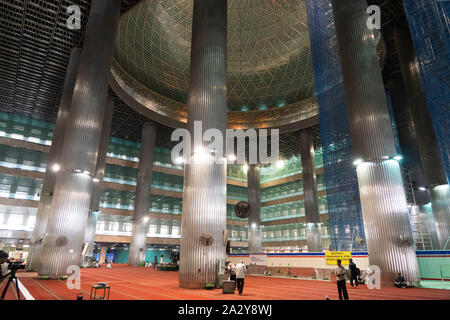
[
  {"x1": 249, "y1": 253, "x2": 267, "y2": 266},
  {"x1": 325, "y1": 251, "x2": 351, "y2": 265}
]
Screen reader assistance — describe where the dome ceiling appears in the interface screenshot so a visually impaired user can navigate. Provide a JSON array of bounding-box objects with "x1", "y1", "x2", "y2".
[{"x1": 113, "y1": 0, "x2": 315, "y2": 112}]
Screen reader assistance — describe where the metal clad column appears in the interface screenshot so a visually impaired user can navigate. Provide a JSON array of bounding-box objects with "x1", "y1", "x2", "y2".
[
  {"x1": 247, "y1": 164, "x2": 262, "y2": 253},
  {"x1": 332, "y1": 0, "x2": 419, "y2": 286},
  {"x1": 393, "y1": 21, "x2": 450, "y2": 249},
  {"x1": 179, "y1": 0, "x2": 228, "y2": 288},
  {"x1": 129, "y1": 122, "x2": 156, "y2": 266},
  {"x1": 38, "y1": 0, "x2": 121, "y2": 278},
  {"x1": 28, "y1": 47, "x2": 81, "y2": 271},
  {"x1": 299, "y1": 128, "x2": 322, "y2": 252},
  {"x1": 84, "y1": 96, "x2": 114, "y2": 264},
  {"x1": 387, "y1": 77, "x2": 440, "y2": 249}
]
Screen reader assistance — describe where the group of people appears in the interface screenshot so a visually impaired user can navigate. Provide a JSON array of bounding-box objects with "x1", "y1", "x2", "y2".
[
  {"x1": 226, "y1": 260, "x2": 247, "y2": 296},
  {"x1": 334, "y1": 259, "x2": 411, "y2": 300}
]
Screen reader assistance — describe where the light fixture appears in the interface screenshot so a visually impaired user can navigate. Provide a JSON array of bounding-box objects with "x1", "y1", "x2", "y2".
[
  {"x1": 227, "y1": 154, "x2": 237, "y2": 162},
  {"x1": 243, "y1": 164, "x2": 248, "y2": 172},
  {"x1": 51, "y1": 164, "x2": 60, "y2": 172},
  {"x1": 174, "y1": 157, "x2": 185, "y2": 165},
  {"x1": 276, "y1": 160, "x2": 284, "y2": 168},
  {"x1": 353, "y1": 158, "x2": 363, "y2": 166},
  {"x1": 93, "y1": 178, "x2": 100, "y2": 183},
  {"x1": 143, "y1": 217, "x2": 149, "y2": 223},
  {"x1": 393, "y1": 155, "x2": 403, "y2": 161},
  {"x1": 418, "y1": 187, "x2": 427, "y2": 191}
]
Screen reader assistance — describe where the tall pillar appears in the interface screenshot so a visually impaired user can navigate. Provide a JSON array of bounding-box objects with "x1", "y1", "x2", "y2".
[
  {"x1": 332, "y1": 0, "x2": 419, "y2": 286},
  {"x1": 129, "y1": 122, "x2": 156, "y2": 266},
  {"x1": 387, "y1": 77, "x2": 440, "y2": 249},
  {"x1": 299, "y1": 128, "x2": 322, "y2": 252},
  {"x1": 83, "y1": 97, "x2": 114, "y2": 265},
  {"x1": 393, "y1": 21, "x2": 450, "y2": 249},
  {"x1": 179, "y1": 0, "x2": 228, "y2": 288},
  {"x1": 38, "y1": 0, "x2": 121, "y2": 278},
  {"x1": 27, "y1": 47, "x2": 81, "y2": 271},
  {"x1": 247, "y1": 164, "x2": 262, "y2": 253}
]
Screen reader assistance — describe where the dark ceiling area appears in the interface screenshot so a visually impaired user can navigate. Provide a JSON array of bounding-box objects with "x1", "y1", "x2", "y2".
[{"x1": 0, "y1": 0, "x2": 406, "y2": 153}]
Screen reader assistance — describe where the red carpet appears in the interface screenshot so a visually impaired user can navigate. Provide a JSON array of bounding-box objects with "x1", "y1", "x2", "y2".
[{"x1": 9, "y1": 265, "x2": 450, "y2": 300}]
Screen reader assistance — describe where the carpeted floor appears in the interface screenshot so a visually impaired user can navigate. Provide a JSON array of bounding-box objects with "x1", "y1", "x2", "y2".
[{"x1": 5, "y1": 265, "x2": 450, "y2": 300}]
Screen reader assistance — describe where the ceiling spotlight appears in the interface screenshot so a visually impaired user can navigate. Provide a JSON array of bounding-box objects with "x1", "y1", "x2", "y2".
[
  {"x1": 418, "y1": 187, "x2": 427, "y2": 191},
  {"x1": 393, "y1": 155, "x2": 403, "y2": 161},
  {"x1": 51, "y1": 164, "x2": 60, "y2": 172},
  {"x1": 353, "y1": 159, "x2": 363, "y2": 166},
  {"x1": 227, "y1": 154, "x2": 237, "y2": 162},
  {"x1": 93, "y1": 178, "x2": 100, "y2": 183}
]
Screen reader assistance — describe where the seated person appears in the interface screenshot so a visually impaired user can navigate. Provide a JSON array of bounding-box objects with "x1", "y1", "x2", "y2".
[{"x1": 394, "y1": 273, "x2": 407, "y2": 288}]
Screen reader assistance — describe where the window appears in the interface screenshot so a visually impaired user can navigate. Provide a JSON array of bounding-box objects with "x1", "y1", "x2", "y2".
[
  {"x1": 96, "y1": 221, "x2": 105, "y2": 232},
  {"x1": 160, "y1": 225, "x2": 169, "y2": 235},
  {"x1": 149, "y1": 224, "x2": 157, "y2": 235}
]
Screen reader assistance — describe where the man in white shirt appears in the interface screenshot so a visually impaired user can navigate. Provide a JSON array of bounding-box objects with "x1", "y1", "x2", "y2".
[
  {"x1": 235, "y1": 260, "x2": 247, "y2": 296},
  {"x1": 335, "y1": 259, "x2": 349, "y2": 300}
]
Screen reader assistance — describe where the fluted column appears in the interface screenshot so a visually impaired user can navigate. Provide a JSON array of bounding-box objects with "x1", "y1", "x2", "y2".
[
  {"x1": 27, "y1": 47, "x2": 81, "y2": 271},
  {"x1": 129, "y1": 122, "x2": 156, "y2": 266},
  {"x1": 299, "y1": 127, "x2": 322, "y2": 252},
  {"x1": 83, "y1": 96, "x2": 114, "y2": 265},
  {"x1": 387, "y1": 77, "x2": 440, "y2": 249},
  {"x1": 393, "y1": 21, "x2": 450, "y2": 249},
  {"x1": 179, "y1": 0, "x2": 228, "y2": 288},
  {"x1": 332, "y1": 0, "x2": 419, "y2": 286},
  {"x1": 247, "y1": 164, "x2": 262, "y2": 253},
  {"x1": 38, "y1": 0, "x2": 121, "y2": 278}
]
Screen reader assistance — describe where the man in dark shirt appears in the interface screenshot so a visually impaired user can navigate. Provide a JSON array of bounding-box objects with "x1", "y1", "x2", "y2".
[
  {"x1": 348, "y1": 259, "x2": 358, "y2": 287},
  {"x1": 394, "y1": 273, "x2": 407, "y2": 288}
]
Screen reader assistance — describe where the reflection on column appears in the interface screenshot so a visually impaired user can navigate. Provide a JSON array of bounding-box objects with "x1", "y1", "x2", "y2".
[
  {"x1": 299, "y1": 128, "x2": 322, "y2": 252},
  {"x1": 393, "y1": 20, "x2": 449, "y2": 249},
  {"x1": 179, "y1": 0, "x2": 228, "y2": 288},
  {"x1": 247, "y1": 164, "x2": 262, "y2": 253},
  {"x1": 83, "y1": 96, "x2": 114, "y2": 266},
  {"x1": 38, "y1": 0, "x2": 121, "y2": 278},
  {"x1": 28, "y1": 48, "x2": 81, "y2": 271},
  {"x1": 332, "y1": 0, "x2": 419, "y2": 286},
  {"x1": 129, "y1": 122, "x2": 156, "y2": 266}
]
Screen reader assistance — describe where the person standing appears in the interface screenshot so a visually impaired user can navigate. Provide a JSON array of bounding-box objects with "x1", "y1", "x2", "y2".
[
  {"x1": 348, "y1": 258, "x2": 358, "y2": 287},
  {"x1": 0, "y1": 251, "x2": 10, "y2": 285},
  {"x1": 154, "y1": 256, "x2": 158, "y2": 270},
  {"x1": 235, "y1": 260, "x2": 247, "y2": 296},
  {"x1": 227, "y1": 262, "x2": 237, "y2": 288},
  {"x1": 335, "y1": 259, "x2": 349, "y2": 300}
]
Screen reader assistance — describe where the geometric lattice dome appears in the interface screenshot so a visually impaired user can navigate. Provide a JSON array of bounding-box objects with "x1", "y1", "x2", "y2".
[{"x1": 114, "y1": 0, "x2": 314, "y2": 112}]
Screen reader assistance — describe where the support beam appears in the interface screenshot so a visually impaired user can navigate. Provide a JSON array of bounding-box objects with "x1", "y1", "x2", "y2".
[
  {"x1": 38, "y1": 0, "x2": 121, "y2": 278},
  {"x1": 179, "y1": 0, "x2": 228, "y2": 288},
  {"x1": 27, "y1": 47, "x2": 81, "y2": 271},
  {"x1": 332, "y1": 0, "x2": 419, "y2": 286},
  {"x1": 393, "y1": 20, "x2": 450, "y2": 249},
  {"x1": 83, "y1": 96, "x2": 114, "y2": 266},
  {"x1": 299, "y1": 128, "x2": 322, "y2": 252},
  {"x1": 129, "y1": 122, "x2": 156, "y2": 266},
  {"x1": 247, "y1": 164, "x2": 262, "y2": 253}
]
